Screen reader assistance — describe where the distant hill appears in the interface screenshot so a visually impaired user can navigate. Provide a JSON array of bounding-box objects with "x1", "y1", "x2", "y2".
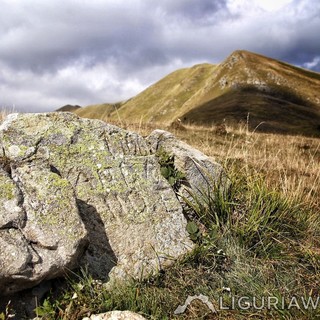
[
  {"x1": 56, "y1": 104, "x2": 82, "y2": 112},
  {"x1": 68, "y1": 50, "x2": 320, "y2": 137},
  {"x1": 56, "y1": 103, "x2": 124, "y2": 121}
]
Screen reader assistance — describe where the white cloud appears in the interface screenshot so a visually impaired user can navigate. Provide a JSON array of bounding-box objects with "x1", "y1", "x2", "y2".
[
  {"x1": 303, "y1": 56, "x2": 320, "y2": 70},
  {"x1": 253, "y1": 0, "x2": 293, "y2": 11},
  {"x1": 0, "y1": 0, "x2": 319, "y2": 112},
  {"x1": 0, "y1": 56, "x2": 188, "y2": 111}
]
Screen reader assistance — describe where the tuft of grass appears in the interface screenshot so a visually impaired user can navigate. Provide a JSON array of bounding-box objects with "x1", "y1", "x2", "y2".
[
  {"x1": 0, "y1": 301, "x2": 15, "y2": 320},
  {"x1": 172, "y1": 122, "x2": 320, "y2": 211},
  {"x1": 156, "y1": 147, "x2": 186, "y2": 191},
  {"x1": 0, "y1": 107, "x2": 16, "y2": 123},
  {"x1": 0, "y1": 111, "x2": 7, "y2": 123}
]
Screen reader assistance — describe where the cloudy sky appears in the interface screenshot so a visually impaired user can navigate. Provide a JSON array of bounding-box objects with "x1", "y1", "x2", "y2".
[{"x1": 1, "y1": 0, "x2": 319, "y2": 112}]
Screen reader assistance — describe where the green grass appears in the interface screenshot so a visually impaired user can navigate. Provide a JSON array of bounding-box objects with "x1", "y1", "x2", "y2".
[{"x1": 34, "y1": 165, "x2": 320, "y2": 319}]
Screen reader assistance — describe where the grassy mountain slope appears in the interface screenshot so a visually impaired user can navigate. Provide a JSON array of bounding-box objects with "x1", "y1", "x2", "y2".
[
  {"x1": 112, "y1": 63, "x2": 216, "y2": 123},
  {"x1": 183, "y1": 89, "x2": 320, "y2": 136},
  {"x1": 73, "y1": 102, "x2": 123, "y2": 120},
  {"x1": 181, "y1": 50, "x2": 320, "y2": 135},
  {"x1": 73, "y1": 50, "x2": 320, "y2": 136},
  {"x1": 190, "y1": 50, "x2": 320, "y2": 110}
]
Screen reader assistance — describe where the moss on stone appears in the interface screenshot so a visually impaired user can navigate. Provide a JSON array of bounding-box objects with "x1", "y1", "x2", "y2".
[{"x1": 0, "y1": 181, "x2": 15, "y2": 200}]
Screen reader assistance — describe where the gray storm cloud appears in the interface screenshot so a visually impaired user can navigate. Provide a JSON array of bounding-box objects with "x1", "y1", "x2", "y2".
[{"x1": 0, "y1": 0, "x2": 319, "y2": 112}]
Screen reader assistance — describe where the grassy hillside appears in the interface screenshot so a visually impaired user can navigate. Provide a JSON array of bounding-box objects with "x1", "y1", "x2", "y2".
[
  {"x1": 73, "y1": 102, "x2": 123, "y2": 120},
  {"x1": 183, "y1": 88, "x2": 320, "y2": 136},
  {"x1": 187, "y1": 50, "x2": 320, "y2": 136},
  {"x1": 74, "y1": 50, "x2": 320, "y2": 137},
  {"x1": 111, "y1": 63, "x2": 216, "y2": 123}
]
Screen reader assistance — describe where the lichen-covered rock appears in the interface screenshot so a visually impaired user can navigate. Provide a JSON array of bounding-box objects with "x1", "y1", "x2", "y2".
[
  {"x1": 0, "y1": 168, "x2": 24, "y2": 229},
  {"x1": 0, "y1": 161, "x2": 88, "y2": 295},
  {"x1": 147, "y1": 129, "x2": 229, "y2": 202},
  {"x1": 0, "y1": 112, "x2": 193, "y2": 295}
]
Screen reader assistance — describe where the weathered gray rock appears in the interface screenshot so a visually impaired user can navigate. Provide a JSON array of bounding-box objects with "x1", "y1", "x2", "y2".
[
  {"x1": 0, "y1": 157, "x2": 88, "y2": 294},
  {"x1": 147, "y1": 129, "x2": 228, "y2": 202},
  {"x1": 83, "y1": 311, "x2": 147, "y2": 320},
  {"x1": 0, "y1": 168, "x2": 24, "y2": 229},
  {"x1": 0, "y1": 112, "x2": 194, "y2": 295}
]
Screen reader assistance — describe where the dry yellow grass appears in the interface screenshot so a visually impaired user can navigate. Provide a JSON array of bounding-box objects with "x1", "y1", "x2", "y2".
[
  {"x1": 0, "y1": 111, "x2": 6, "y2": 122},
  {"x1": 111, "y1": 120, "x2": 320, "y2": 211},
  {"x1": 0, "y1": 108, "x2": 16, "y2": 123},
  {"x1": 179, "y1": 124, "x2": 320, "y2": 209}
]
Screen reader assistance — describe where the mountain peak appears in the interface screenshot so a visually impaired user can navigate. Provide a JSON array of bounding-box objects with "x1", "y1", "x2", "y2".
[
  {"x1": 71, "y1": 50, "x2": 320, "y2": 137},
  {"x1": 222, "y1": 50, "x2": 270, "y2": 69}
]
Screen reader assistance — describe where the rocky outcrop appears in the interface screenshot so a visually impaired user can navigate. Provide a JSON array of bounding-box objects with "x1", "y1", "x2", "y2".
[
  {"x1": 0, "y1": 113, "x2": 206, "y2": 296},
  {"x1": 0, "y1": 112, "x2": 228, "y2": 306}
]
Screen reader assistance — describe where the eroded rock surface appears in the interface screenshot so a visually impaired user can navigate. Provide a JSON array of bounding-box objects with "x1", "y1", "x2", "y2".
[{"x1": 0, "y1": 113, "x2": 195, "y2": 296}]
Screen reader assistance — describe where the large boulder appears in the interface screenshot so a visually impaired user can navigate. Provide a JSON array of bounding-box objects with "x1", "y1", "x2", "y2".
[{"x1": 0, "y1": 113, "x2": 194, "y2": 296}]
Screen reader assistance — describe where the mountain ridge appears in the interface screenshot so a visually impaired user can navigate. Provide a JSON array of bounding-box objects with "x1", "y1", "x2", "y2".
[{"x1": 60, "y1": 50, "x2": 320, "y2": 137}]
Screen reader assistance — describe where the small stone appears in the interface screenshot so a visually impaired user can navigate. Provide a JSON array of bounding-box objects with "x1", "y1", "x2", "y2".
[{"x1": 83, "y1": 311, "x2": 147, "y2": 320}]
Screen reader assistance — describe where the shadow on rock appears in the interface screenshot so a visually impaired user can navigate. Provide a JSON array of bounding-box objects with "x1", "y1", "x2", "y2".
[
  {"x1": 76, "y1": 199, "x2": 118, "y2": 281},
  {"x1": 0, "y1": 200, "x2": 118, "y2": 318}
]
